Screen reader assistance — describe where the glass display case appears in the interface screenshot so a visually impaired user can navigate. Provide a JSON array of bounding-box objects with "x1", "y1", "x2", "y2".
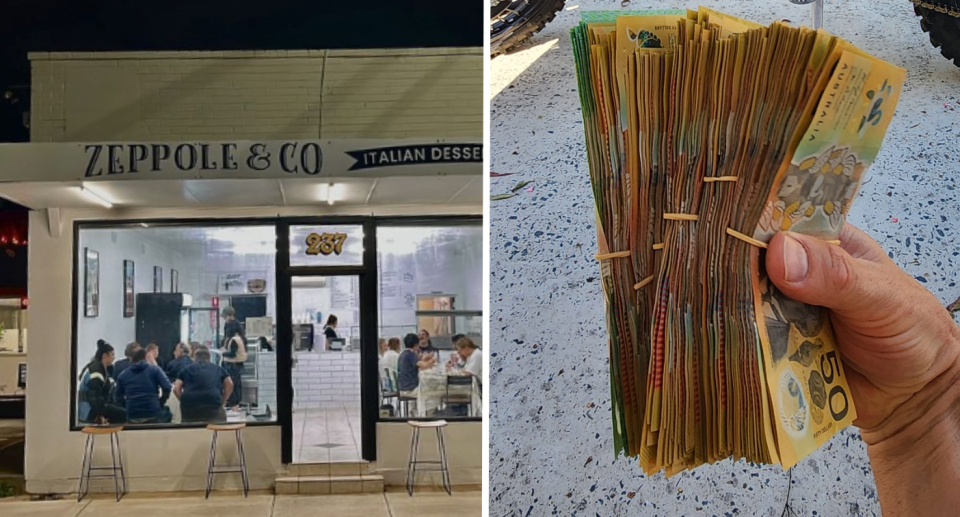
[{"x1": 182, "y1": 307, "x2": 220, "y2": 349}]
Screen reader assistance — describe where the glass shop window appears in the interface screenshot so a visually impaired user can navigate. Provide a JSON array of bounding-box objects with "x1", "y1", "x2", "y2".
[
  {"x1": 376, "y1": 223, "x2": 483, "y2": 421},
  {"x1": 73, "y1": 224, "x2": 278, "y2": 428}
]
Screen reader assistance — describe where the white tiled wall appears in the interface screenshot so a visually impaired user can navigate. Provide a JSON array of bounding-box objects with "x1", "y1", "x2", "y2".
[
  {"x1": 29, "y1": 48, "x2": 481, "y2": 142},
  {"x1": 257, "y1": 350, "x2": 277, "y2": 412},
  {"x1": 292, "y1": 350, "x2": 360, "y2": 410}
]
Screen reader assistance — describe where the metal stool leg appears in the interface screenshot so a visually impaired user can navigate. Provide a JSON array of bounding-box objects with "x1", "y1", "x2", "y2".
[
  {"x1": 235, "y1": 429, "x2": 249, "y2": 497},
  {"x1": 437, "y1": 428, "x2": 452, "y2": 495},
  {"x1": 109, "y1": 433, "x2": 121, "y2": 502},
  {"x1": 406, "y1": 427, "x2": 420, "y2": 496},
  {"x1": 78, "y1": 434, "x2": 93, "y2": 502},
  {"x1": 205, "y1": 431, "x2": 218, "y2": 499},
  {"x1": 115, "y1": 433, "x2": 127, "y2": 496}
]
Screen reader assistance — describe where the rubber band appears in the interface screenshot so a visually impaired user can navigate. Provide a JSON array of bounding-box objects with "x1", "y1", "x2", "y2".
[
  {"x1": 595, "y1": 251, "x2": 631, "y2": 260},
  {"x1": 726, "y1": 228, "x2": 843, "y2": 248},
  {"x1": 633, "y1": 275, "x2": 655, "y2": 290},
  {"x1": 663, "y1": 213, "x2": 699, "y2": 221},
  {"x1": 704, "y1": 176, "x2": 739, "y2": 182},
  {"x1": 726, "y1": 228, "x2": 768, "y2": 248},
  {"x1": 652, "y1": 243, "x2": 665, "y2": 250}
]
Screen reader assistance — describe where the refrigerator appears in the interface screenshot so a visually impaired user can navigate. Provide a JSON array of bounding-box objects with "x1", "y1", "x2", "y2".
[{"x1": 135, "y1": 293, "x2": 193, "y2": 365}]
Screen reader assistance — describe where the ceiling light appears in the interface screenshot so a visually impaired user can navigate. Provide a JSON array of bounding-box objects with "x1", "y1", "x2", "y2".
[{"x1": 77, "y1": 186, "x2": 113, "y2": 208}]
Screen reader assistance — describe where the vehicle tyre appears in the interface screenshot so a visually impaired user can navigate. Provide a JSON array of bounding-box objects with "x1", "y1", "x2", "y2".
[
  {"x1": 491, "y1": 0, "x2": 566, "y2": 57},
  {"x1": 915, "y1": 3, "x2": 960, "y2": 67}
]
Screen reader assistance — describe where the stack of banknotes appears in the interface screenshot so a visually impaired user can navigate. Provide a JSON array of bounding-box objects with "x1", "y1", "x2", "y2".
[{"x1": 571, "y1": 7, "x2": 905, "y2": 475}]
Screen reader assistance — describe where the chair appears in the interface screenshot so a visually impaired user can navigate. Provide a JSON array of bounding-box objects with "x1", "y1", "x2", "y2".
[
  {"x1": 440, "y1": 375, "x2": 473, "y2": 415},
  {"x1": 381, "y1": 368, "x2": 399, "y2": 411},
  {"x1": 78, "y1": 426, "x2": 126, "y2": 502},
  {"x1": 393, "y1": 370, "x2": 417, "y2": 418},
  {"x1": 205, "y1": 423, "x2": 249, "y2": 498},
  {"x1": 405, "y1": 420, "x2": 451, "y2": 496}
]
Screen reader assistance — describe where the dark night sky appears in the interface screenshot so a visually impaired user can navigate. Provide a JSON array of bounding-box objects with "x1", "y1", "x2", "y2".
[{"x1": 0, "y1": 0, "x2": 484, "y2": 142}]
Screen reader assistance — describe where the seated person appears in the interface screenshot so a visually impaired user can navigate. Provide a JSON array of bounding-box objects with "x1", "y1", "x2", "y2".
[
  {"x1": 116, "y1": 348, "x2": 173, "y2": 423},
  {"x1": 398, "y1": 333, "x2": 437, "y2": 396},
  {"x1": 145, "y1": 342, "x2": 164, "y2": 369},
  {"x1": 379, "y1": 337, "x2": 402, "y2": 376},
  {"x1": 165, "y1": 342, "x2": 193, "y2": 381},
  {"x1": 418, "y1": 329, "x2": 438, "y2": 355},
  {"x1": 113, "y1": 341, "x2": 141, "y2": 381},
  {"x1": 446, "y1": 333, "x2": 466, "y2": 369},
  {"x1": 456, "y1": 336, "x2": 483, "y2": 380},
  {"x1": 174, "y1": 346, "x2": 234, "y2": 423},
  {"x1": 78, "y1": 340, "x2": 126, "y2": 424}
]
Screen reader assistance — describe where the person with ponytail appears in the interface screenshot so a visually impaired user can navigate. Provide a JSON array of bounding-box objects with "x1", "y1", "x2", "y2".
[
  {"x1": 78, "y1": 339, "x2": 127, "y2": 424},
  {"x1": 219, "y1": 316, "x2": 248, "y2": 410}
]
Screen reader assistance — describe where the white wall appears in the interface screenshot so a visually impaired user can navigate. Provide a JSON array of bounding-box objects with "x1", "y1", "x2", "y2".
[
  {"x1": 29, "y1": 48, "x2": 481, "y2": 143},
  {"x1": 376, "y1": 422, "x2": 482, "y2": 486},
  {"x1": 25, "y1": 204, "x2": 480, "y2": 493},
  {"x1": 378, "y1": 226, "x2": 484, "y2": 333},
  {"x1": 293, "y1": 351, "x2": 360, "y2": 410},
  {"x1": 75, "y1": 228, "x2": 199, "y2": 372}
]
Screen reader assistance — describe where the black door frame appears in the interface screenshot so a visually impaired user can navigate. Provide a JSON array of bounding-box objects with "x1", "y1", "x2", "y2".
[{"x1": 276, "y1": 218, "x2": 379, "y2": 464}]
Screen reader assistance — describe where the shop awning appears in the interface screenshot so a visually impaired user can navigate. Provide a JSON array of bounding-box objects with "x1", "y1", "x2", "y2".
[{"x1": 0, "y1": 139, "x2": 482, "y2": 209}]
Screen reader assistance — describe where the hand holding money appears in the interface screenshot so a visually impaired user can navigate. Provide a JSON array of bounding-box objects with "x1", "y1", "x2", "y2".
[
  {"x1": 572, "y1": 7, "x2": 907, "y2": 473},
  {"x1": 768, "y1": 224, "x2": 960, "y2": 517}
]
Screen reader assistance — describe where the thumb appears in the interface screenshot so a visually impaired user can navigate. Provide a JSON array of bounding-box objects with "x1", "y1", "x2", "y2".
[{"x1": 765, "y1": 232, "x2": 887, "y2": 316}]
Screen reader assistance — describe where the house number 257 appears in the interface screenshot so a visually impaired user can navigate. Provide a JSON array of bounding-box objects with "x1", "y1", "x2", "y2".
[{"x1": 305, "y1": 232, "x2": 347, "y2": 256}]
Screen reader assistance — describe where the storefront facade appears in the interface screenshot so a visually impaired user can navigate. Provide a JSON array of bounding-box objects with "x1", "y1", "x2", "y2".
[{"x1": 0, "y1": 47, "x2": 482, "y2": 493}]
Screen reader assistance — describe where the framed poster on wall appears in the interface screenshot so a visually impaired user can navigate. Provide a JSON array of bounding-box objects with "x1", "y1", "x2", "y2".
[
  {"x1": 123, "y1": 260, "x2": 135, "y2": 317},
  {"x1": 171, "y1": 269, "x2": 179, "y2": 293},
  {"x1": 153, "y1": 266, "x2": 163, "y2": 293},
  {"x1": 84, "y1": 248, "x2": 99, "y2": 317}
]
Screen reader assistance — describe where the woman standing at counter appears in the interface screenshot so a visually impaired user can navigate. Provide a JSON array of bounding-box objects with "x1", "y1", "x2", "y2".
[
  {"x1": 220, "y1": 310, "x2": 247, "y2": 410},
  {"x1": 323, "y1": 314, "x2": 340, "y2": 351}
]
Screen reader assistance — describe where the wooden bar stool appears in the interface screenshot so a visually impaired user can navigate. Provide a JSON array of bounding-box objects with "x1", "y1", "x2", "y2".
[
  {"x1": 205, "y1": 423, "x2": 249, "y2": 498},
  {"x1": 406, "y1": 420, "x2": 451, "y2": 496},
  {"x1": 78, "y1": 426, "x2": 126, "y2": 502}
]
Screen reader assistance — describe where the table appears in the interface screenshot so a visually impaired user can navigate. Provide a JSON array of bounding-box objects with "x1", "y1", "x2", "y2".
[{"x1": 415, "y1": 368, "x2": 480, "y2": 417}]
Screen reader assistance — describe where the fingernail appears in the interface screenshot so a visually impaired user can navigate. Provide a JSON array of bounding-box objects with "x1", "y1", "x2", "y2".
[{"x1": 781, "y1": 234, "x2": 808, "y2": 283}]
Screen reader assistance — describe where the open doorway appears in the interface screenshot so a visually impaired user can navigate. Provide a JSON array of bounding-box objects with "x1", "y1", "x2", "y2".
[{"x1": 290, "y1": 275, "x2": 362, "y2": 463}]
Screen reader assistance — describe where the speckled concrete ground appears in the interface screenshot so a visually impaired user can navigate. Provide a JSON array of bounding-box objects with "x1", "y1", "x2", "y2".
[{"x1": 489, "y1": 1, "x2": 960, "y2": 515}]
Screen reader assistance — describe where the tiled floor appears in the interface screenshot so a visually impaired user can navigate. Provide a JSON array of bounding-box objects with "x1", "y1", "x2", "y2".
[
  {"x1": 0, "y1": 492, "x2": 482, "y2": 517},
  {"x1": 292, "y1": 406, "x2": 362, "y2": 464}
]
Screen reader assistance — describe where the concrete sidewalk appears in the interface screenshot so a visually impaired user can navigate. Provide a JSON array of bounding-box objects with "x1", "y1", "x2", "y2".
[{"x1": 0, "y1": 491, "x2": 481, "y2": 517}]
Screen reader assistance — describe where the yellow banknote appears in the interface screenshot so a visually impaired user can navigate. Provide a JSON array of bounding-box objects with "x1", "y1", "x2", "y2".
[
  {"x1": 697, "y1": 6, "x2": 763, "y2": 38},
  {"x1": 753, "y1": 49, "x2": 906, "y2": 468}
]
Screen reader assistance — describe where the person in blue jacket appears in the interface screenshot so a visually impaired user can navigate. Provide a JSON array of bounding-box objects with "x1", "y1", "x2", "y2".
[
  {"x1": 174, "y1": 345, "x2": 234, "y2": 423},
  {"x1": 164, "y1": 342, "x2": 193, "y2": 381},
  {"x1": 116, "y1": 348, "x2": 172, "y2": 424}
]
